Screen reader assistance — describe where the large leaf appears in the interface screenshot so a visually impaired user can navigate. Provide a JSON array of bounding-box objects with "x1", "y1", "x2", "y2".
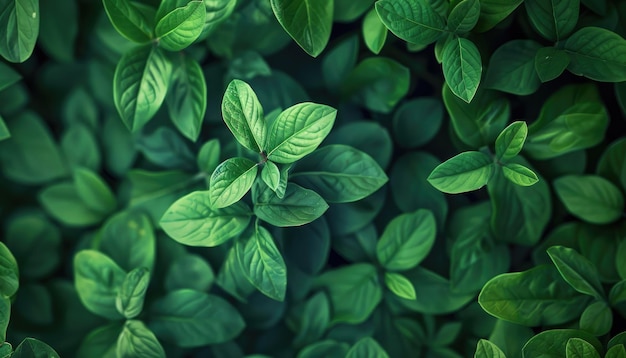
[
  {"x1": 221, "y1": 79, "x2": 266, "y2": 152},
  {"x1": 113, "y1": 45, "x2": 172, "y2": 132},
  {"x1": 160, "y1": 190, "x2": 252, "y2": 247},
  {"x1": 485, "y1": 40, "x2": 542, "y2": 95},
  {"x1": 166, "y1": 56, "x2": 207, "y2": 141},
  {"x1": 266, "y1": 103, "x2": 336, "y2": 163},
  {"x1": 102, "y1": 0, "x2": 152, "y2": 43},
  {"x1": 117, "y1": 320, "x2": 165, "y2": 358},
  {"x1": 149, "y1": 289, "x2": 245, "y2": 347},
  {"x1": 210, "y1": 157, "x2": 258, "y2": 208},
  {"x1": 253, "y1": 182, "x2": 328, "y2": 227},
  {"x1": 375, "y1": 0, "x2": 446, "y2": 47},
  {"x1": 0, "y1": 242, "x2": 18, "y2": 297},
  {"x1": 428, "y1": 151, "x2": 494, "y2": 194},
  {"x1": 235, "y1": 226, "x2": 287, "y2": 301},
  {"x1": 564, "y1": 27, "x2": 626, "y2": 82},
  {"x1": 547, "y1": 245, "x2": 604, "y2": 299},
  {"x1": 74, "y1": 250, "x2": 127, "y2": 320},
  {"x1": 0, "y1": 0, "x2": 39, "y2": 62},
  {"x1": 376, "y1": 209, "x2": 436, "y2": 271},
  {"x1": 270, "y1": 0, "x2": 333, "y2": 57},
  {"x1": 290, "y1": 144, "x2": 388, "y2": 203},
  {"x1": 478, "y1": 265, "x2": 589, "y2": 326},
  {"x1": 524, "y1": 0, "x2": 579, "y2": 41},
  {"x1": 554, "y1": 175, "x2": 624, "y2": 224},
  {"x1": 441, "y1": 37, "x2": 482, "y2": 103},
  {"x1": 155, "y1": 0, "x2": 206, "y2": 51}
]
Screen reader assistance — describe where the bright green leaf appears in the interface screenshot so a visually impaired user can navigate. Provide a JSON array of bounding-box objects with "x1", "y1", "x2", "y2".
[
  {"x1": 117, "y1": 320, "x2": 165, "y2": 358},
  {"x1": 554, "y1": 175, "x2": 624, "y2": 224},
  {"x1": 384, "y1": 272, "x2": 416, "y2": 300},
  {"x1": 261, "y1": 161, "x2": 280, "y2": 191},
  {"x1": 102, "y1": 0, "x2": 152, "y2": 43},
  {"x1": 0, "y1": 0, "x2": 39, "y2": 62},
  {"x1": 0, "y1": 297, "x2": 8, "y2": 342},
  {"x1": 167, "y1": 56, "x2": 207, "y2": 141},
  {"x1": 363, "y1": 8, "x2": 387, "y2": 54},
  {"x1": 565, "y1": 27, "x2": 626, "y2": 82},
  {"x1": 155, "y1": 0, "x2": 205, "y2": 51},
  {"x1": 210, "y1": 157, "x2": 258, "y2": 208},
  {"x1": 253, "y1": 182, "x2": 328, "y2": 227},
  {"x1": 73, "y1": 167, "x2": 117, "y2": 215},
  {"x1": 566, "y1": 338, "x2": 601, "y2": 358},
  {"x1": 547, "y1": 245, "x2": 604, "y2": 299},
  {"x1": 0, "y1": 242, "x2": 18, "y2": 298},
  {"x1": 428, "y1": 151, "x2": 494, "y2": 194},
  {"x1": 502, "y1": 163, "x2": 539, "y2": 186},
  {"x1": 375, "y1": 0, "x2": 446, "y2": 47},
  {"x1": 270, "y1": 0, "x2": 333, "y2": 57},
  {"x1": 441, "y1": 37, "x2": 482, "y2": 103},
  {"x1": 74, "y1": 250, "x2": 126, "y2": 319},
  {"x1": 495, "y1": 121, "x2": 527, "y2": 161},
  {"x1": 116, "y1": 267, "x2": 150, "y2": 319},
  {"x1": 474, "y1": 339, "x2": 506, "y2": 358},
  {"x1": 221, "y1": 79, "x2": 266, "y2": 152}
]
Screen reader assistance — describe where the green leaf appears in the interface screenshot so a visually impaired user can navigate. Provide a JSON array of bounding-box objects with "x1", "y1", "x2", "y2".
[
  {"x1": 39, "y1": 182, "x2": 106, "y2": 227},
  {"x1": 38, "y1": 0, "x2": 78, "y2": 62},
  {"x1": 113, "y1": 45, "x2": 172, "y2": 132},
  {"x1": 564, "y1": 27, "x2": 626, "y2": 82},
  {"x1": 167, "y1": 56, "x2": 207, "y2": 141},
  {"x1": 523, "y1": 330, "x2": 602, "y2": 358},
  {"x1": 428, "y1": 151, "x2": 494, "y2": 194},
  {"x1": 100, "y1": 210, "x2": 156, "y2": 272},
  {"x1": 290, "y1": 144, "x2": 388, "y2": 203},
  {"x1": 77, "y1": 323, "x2": 122, "y2": 358},
  {"x1": 0, "y1": 61, "x2": 21, "y2": 91},
  {"x1": 12, "y1": 338, "x2": 60, "y2": 358},
  {"x1": 138, "y1": 127, "x2": 195, "y2": 170},
  {"x1": 155, "y1": 0, "x2": 205, "y2": 51},
  {"x1": 478, "y1": 265, "x2": 589, "y2": 326},
  {"x1": 74, "y1": 250, "x2": 126, "y2": 319},
  {"x1": 554, "y1": 175, "x2": 624, "y2": 225},
  {"x1": 253, "y1": 182, "x2": 328, "y2": 227},
  {"x1": 73, "y1": 168, "x2": 117, "y2": 215},
  {"x1": 447, "y1": 0, "x2": 480, "y2": 34},
  {"x1": 197, "y1": 139, "x2": 221, "y2": 175},
  {"x1": 210, "y1": 157, "x2": 258, "y2": 208},
  {"x1": 485, "y1": 40, "x2": 542, "y2": 95},
  {"x1": 261, "y1": 161, "x2": 280, "y2": 191},
  {"x1": 495, "y1": 121, "x2": 527, "y2": 161},
  {"x1": 474, "y1": 339, "x2": 506, "y2": 358},
  {"x1": 0, "y1": 116, "x2": 8, "y2": 141},
  {"x1": 160, "y1": 190, "x2": 252, "y2": 247},
  {"x1": 579, "y1": 301, "x2": 612, "y2": 336},
  {"x1": 62, "y1": 124, "x2": 100, "y2": 171},
  {"x1": 334, "y1": 0, "x2": 372, "y2": 22},
  {"x1": 441, "y1": 37, "x2": 482, "y2": 103},
  {"x1": 165, "y1": 254, "x2": 214, "y2": 292},
  {"x1": 298, "y1": 340, "x2": 350, "y2": 358},
  {"x1": 197, "y1": 0, "x2": 236, "y2": 39},
  {"x1": 606, "y1": 345, "x2": 626, "y2": 358},
  {"x1": 566, "y1": 338, "x2": 601, "y2": 358},
  {"x1": 322, "y1": 35, "x2": 359, "y2": 91},
  {"x1": 0, "y1": 342, "x2": 10, "y2": 357},
  {"x1": 236, "y1": 225, "x2": 286, "y2": 301},
  {"x1": 524, "y1": 0, "x2": 579, "y2": 41},
  {"x1": 547, "y1": 245, "x2": 604, "y2": 299},
  {"x1": 475, "y1": 0, "x2": 523, "y2": 32},
  {"x1": 266, "y1": 103, "x2": 336, "y2": 164},
  {"x1": 14, "y1": 283, "x2": 53, "y2": 326},
  {"x1": 216, "y1": 246, "x2": 255, "y2": 302},
  {"x1": 375, "y1": 0, "x2": 446, "y2": 47},
  {"x1": 0, "y1": 297, "x2": 8, "y2": 342},
  {"x1": 376, "y1": 209, "x2": 436, "y2": 271},
  {"x1": 314, "y1": 263, "x2": 382, "y2": 324},
  {"x1": 535, "y1": 47, "x2": 570, "y2": 83},
  {"x1": 117, "y1": 320, "x2": 165, "y2": 358},
  {"x1": 346, "y1": 337, "x2": 390, "y2": 358},
  {"x1": 116, "y1": 267, "x2": 150, "y2": 319},
  {"x1": 149, "y1": 289, "x2": 245, "y2": 347},
  {"x1": 102, "y1": 0, "x2": 152, "y2": 43},
  {"x1": 221, "y1": 79, "x2": 266, "y2": 152},
  {"x1": 384, "y1": 272, "x2": 416, "y2": 300},
  {"x1": 0, "y1": 242, "x2": 18, "y2": 297},
  {"x1": 0, "y1": 0, "x2": 39, "y2": 62},
  {"x1": 502, "y1": 163, "x2": 539, "y2": 186},
  {"x1": 363, "y1": 8, "x2": 388, "y2": 54},
  {"x1": 293, "y1": 292, "x2": 330, "y2": 347},
  {"x1": 393, "y1": 97, "x2": 443, "y2": 148},
  {"x1": 270, "y1": 0, "x2": 333, "y2": 57}
]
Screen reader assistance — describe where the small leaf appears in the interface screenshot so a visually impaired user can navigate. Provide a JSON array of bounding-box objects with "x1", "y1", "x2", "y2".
[
  {"x1": 523, "y1": 330, "x2": 602, "y2": 358},
  {"x1": 270, "y1": 0, "x2": 333, "y2": 57},
  {"x1": 165, "y1": 254, "x2": 214, "y2": 292},
  {"x1": 12, "y1": 338, "x2": 60, "y2": 358},
  {"x1": 73, "y1": 167, "x2": 117, "y2": 215},
  {"x1": 447, "y1": 0, "x2": 480, "y2": 34},
  {"x1": 579, "y1": 301, "x2": 612, "y2": 336},
  {"x1": 441, "y1": 37, "x2": 482, "y2": 103},
  {"x1": 566, "y1": 338, "x2": 601, "y2": 358},
  {"x1": 554, "y1": 175, "x2": 624, "y2": 224},
  {"x1": 266, "y1": 103, "x2": 336, "y2": 164},
  {"x1": 428, "y1": 151, "x2": 494, "y2": 194},
  {"x1": 102, "y1": 0, "x2": 152, "y2": 43},
  {"x1": 475, "y1": 0, "x2": 523, "y2": 32},
  {"x1": 346, "y1": 337, "x2": 390, "y2": 358},
  {"x1": 384, "y1": 272, "x2": 416, "y2": 300},
  {"x1": 117, "y1": 320, "x2": 165, "y2": 358},
  {"x1": 0, "y1": 0, "x2": 39, "y2": 62},
  {"x1": 155, "y1": 0, "x2": 206, "y2": 51},
  {"x1": 197, "y1": 139, "x2": 220, "y2": 174},
  {"x1": 495, "y1": 121, "x2": 528, "y2": 161},
  {"x1": 74, "y1": 250, "x2": 126, "y2": 319},
  {"x1": 375, "y1": 0, "x2": 446, "y2": 47},
  {"x1": 113, "y1": 45, "x2": 172, "y2": 132},
  {"x1": 253, "y1": 182, "x2": 328, "y2": 227},
  {"x1": 362, "y1": 8, "x2": 387, "y2": 54},
  {"x1": 167, "y1": 56, "x2": 207, "y2": 141},
  {"x1": 100, "y1": 210, "x2": 156, "y2": 273},
  {"x1": 535, "y1": 47, "x2": 570, "y2": 83},
  {"x1": 210, "y1": 157, "x2": 258, "y2": 208},
  {"x1": 160, "y1": 191, "x2": 252, "y2": 247},
  {"x1": 524, "y1": 0, "x2": 579, "y2": 41},
  {"x1": 376, "y1": 209, "x2": 436, "y2": 271},
  {"x1": 485, "y1": 40, "x2": 542, "y2": 95},
  {"x1": 116, "y1": 267, "x2": 150, "y2": 319},
  {"x1": 39, "y1": 182, "x2": 106, "y2": 227},
  {"x1": 221, "y1": 79, "x2": 266, "y2": 152},
  {"x1": 502, "y1": 163, "x2": 539, "y2": 186},
  {"x1": 261, "y1": 161, "x2": 280, "y2": 191},
  {"x1": 564, "y1": 27, "x2": 626, "y2": 82},
  {"x1": 547, "y1": 245, "x2": 604, "y2": 299},
  {"x1": 235, "y1": 225, "x2": 287, "y2": 301},
  {"x1": 293, "y1": 292, "x2": 330, "y2": 347},
  {"x1": 474, "y1": 339, "x2": 506, "y2": 358},
  {"x1": 0, "y1": 242, "x2": 19, "y2": 297},
  {"x1": 149, "y1": 289, "x2": 245, "y2": 347}
]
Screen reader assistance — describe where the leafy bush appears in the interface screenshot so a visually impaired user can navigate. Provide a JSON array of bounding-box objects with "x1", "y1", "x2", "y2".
[{"x1": 1, "y1": 0, "x2": 626, "y2": 357}]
